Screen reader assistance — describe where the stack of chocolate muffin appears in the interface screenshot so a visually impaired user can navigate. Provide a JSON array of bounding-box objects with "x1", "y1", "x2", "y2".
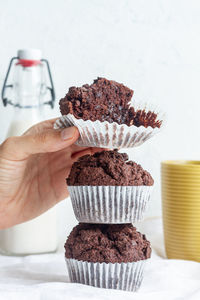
[{"x1": 58, "y1": 78, "x2": 162, "y2": 292}]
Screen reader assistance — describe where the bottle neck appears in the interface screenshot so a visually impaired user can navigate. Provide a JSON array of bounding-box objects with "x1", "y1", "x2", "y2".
[
  {"x1": 10, "y1": 63, "x2": 46, "y2": 134},
  {"x1": 13, "y1": 63, "x2": 45, "y2": 109}
]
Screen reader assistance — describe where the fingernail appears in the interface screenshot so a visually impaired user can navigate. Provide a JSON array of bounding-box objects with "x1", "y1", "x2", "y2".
[{"x1": 61, "y1": 127, "x2": 76, "y2": 140}]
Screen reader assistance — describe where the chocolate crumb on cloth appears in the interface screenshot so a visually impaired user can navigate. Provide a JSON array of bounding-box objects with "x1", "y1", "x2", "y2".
[
  {"x1": 67, "y1": 149, "x2": 154, "y2": 186},
  {"x1": 65, "y1": 223, "x2": 151, "y2": 264},
  {"x1": 59, "y1": 77, "x2": 162, "y2": 128}
]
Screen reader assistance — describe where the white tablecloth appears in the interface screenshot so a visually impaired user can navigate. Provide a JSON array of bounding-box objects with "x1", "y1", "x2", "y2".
[{"x1": 0, "y1": 217, "x2": 200, "y2": 300}]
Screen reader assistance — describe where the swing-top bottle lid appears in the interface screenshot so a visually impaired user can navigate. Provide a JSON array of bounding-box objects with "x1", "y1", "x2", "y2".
[{"x1": 17, "y1": 49, "x2": 42, "y2": 61}]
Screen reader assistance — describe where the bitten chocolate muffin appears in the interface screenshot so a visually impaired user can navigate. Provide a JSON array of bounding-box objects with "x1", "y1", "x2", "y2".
[
  {"x1": 67, "y1": 150, "x2": 154, "y2": 186},
  {"x1": 65, "y1": 223, "x2": 151, "y2": 263},
  {"x1": 59, "y1": 77, "x2": 162, "y2": 128}
]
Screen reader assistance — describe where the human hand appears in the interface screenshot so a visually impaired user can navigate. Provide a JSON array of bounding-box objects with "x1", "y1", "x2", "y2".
[{"x1": 0, "y1": 119, "x2": 101, "y2": 229}]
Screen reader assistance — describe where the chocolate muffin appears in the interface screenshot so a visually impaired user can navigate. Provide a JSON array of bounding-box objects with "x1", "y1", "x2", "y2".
[
  {"x1": 67, "y1": 149, "x2": 154, "y2": 186},
  {"x1": 65, "y1": 223, "x2": 151, "y2": 263},
  {"x1": 59, "y1": 77, "x2": 162, "y2": 128}
]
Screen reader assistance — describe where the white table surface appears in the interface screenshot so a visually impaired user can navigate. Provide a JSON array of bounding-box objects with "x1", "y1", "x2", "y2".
[{"x1": 0, "y1": 217, "x2": 199, "y2": 300}]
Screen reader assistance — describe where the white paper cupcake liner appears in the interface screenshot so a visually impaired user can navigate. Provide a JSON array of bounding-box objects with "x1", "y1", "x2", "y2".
[
  {"x1": 65, "y1": 258, "x2": 147, "y2": 291},
  {"x1": 68, "y1": 185, "x2": 153, "y2": 223},
  {"x1": 54, "y1": 113, "x2": 162, "y2": 148}
]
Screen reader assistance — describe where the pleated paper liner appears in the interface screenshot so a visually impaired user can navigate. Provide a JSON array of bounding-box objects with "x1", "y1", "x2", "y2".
[
  {"x1": 68, "y1": 185, "x2": 153, "y2": 223},
  {"x1": 65, "y1": 258, "x2": 147, "y2": 291},
  {"x1": 54, "y1": 110, "x2": 163, "y2": 148}
]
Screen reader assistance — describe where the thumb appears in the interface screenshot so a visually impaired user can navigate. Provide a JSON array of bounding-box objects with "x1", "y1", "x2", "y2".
[{"x1": 1, "y1": 127, "x2": 79, "y2": 160}]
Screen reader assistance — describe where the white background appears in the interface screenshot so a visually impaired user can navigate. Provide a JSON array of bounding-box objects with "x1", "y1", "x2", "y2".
[{"x1": 0, "y1": 0, "x2": 200, "y2": 239}]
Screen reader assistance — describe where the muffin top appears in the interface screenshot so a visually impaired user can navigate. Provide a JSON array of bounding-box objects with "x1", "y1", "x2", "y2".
[
  {"x1": 59, "y1": 77, "x2": 162, "y2": 128},
  {"x1": 65, "y1": 223, "x2": 151, "y2": 263},
  {"x1": 67, "y1": 150, "x2": 154, "y2": 186}
]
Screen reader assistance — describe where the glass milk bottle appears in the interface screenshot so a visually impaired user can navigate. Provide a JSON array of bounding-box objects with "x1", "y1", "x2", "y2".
[{"x1": 0, "y1": 49, "x2": 58, "y2": 255}]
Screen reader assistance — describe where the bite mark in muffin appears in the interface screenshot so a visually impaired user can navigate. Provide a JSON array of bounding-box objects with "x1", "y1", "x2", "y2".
[{"x1": 59, "y1": 77, "x2": 162, "y2": 128}]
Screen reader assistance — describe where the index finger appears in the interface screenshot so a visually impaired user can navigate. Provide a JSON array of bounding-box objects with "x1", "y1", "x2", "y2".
[{"x1": 23, "y1": 118, "x2": 59, "y2": 136}]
